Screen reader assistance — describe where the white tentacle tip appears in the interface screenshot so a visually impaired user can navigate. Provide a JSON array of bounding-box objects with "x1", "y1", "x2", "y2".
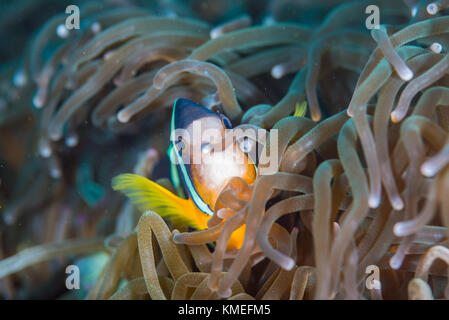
[
  {"x1": 271, "y1": 65, "x2": 284, "y2": 79},
  {"x1": 3, "y1": 210, "x2": 15, "y2": 225},
  {"x1": 393, "y1": 222, "x2": 407, "y2": 237},
  {"x1": 91, "y1": 22, "x2": 101, "y2": 34},
  {"x1": 427, "y1": 3, "x2": 439, "y2": 15},
  {"x1": 65, "y1": 134, "x2": 79, "y2": 147},
  {"x1": 117, "y1": 110, "x2": 130, "y2": 123},
  {"x1": 390, "y1": 110, "x2": 403, "y2": 123},
  {"x1": 368, "y1": 195, "x2": 381, "y2": 208},
  {"x1": 430, "y1": 42, "x2": 443, "y2": 54},
  {"x1": 220, "y1": 288, "x2": 232, "y2": 298},
  {"x1": 32, "y1": 94, "x2": 44, "y2": 109},
  {"x1": 391, "y1": 198, "x2": 404, "y2": 211},
  {"x1": 48, "y1": 130, "x2": 63, "y2": 141},
  {"x1": 39, "y1": 145, "x2": 51, "y2": 158},
  {"x1": 50, "y1": 167, "x2": 62, "y2": 179},
  {"x1": 13, "y1": 70, "x2": 27, "y2": 87},
  {"x1": 400, "y1": 68, "x2": 414, "y2": 81},
  {"x1": 389, "y1": 255, "x2": 402, "y2": 270},
  {"x1": 281, "y1": 258, "x2": 296, "y2": 271},
  {"x1": 420, "y1": 162, "x2": 435, "y2": 177},
  {"x1": 209, "y1": 28, "x2": 222, "y2": 39},
  {"x1": 56, "y1": 24, "x2": 69, "y2": 38}
]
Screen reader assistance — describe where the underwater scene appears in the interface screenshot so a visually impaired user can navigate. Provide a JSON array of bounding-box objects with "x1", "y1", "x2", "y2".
[{"x1": 1, "y1": 0, "x2": 449, "y2": 300}]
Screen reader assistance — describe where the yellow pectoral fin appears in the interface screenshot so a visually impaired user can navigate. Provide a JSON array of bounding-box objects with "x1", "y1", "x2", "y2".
[
  {"x1": 293, "y1": 101, "x2": 308, "y2": 117},
  {"x1": 112, "y1": 173, "x2": 209, "y2": 230}
]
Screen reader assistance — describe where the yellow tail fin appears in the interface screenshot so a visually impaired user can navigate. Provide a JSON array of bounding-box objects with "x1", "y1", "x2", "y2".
[{"x1": 112, "y1": 173, "x2": 207, "y2": 230}]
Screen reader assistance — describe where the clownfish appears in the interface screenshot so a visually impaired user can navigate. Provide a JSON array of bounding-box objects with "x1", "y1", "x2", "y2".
[{"x1": 112, "y1": 98, "x2": 256, "y2": 249}]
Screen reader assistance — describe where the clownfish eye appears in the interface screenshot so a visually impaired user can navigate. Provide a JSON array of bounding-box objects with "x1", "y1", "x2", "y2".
[
  {"x1": 220, "y1": 114, "x2": 232, "y2": 129},
  {"x1": 201, "y1": 143, "x2": 213, "y2": 154},
  {"x1": 239, "y1": 137, "x2": 253, "y2": 153}
]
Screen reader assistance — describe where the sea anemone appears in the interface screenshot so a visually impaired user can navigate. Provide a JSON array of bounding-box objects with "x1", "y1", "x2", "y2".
[{"x1": 1, "y1": 0, "x2": 449, "y2": 300}]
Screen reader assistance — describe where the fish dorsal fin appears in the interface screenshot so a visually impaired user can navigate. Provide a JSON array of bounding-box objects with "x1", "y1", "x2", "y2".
[{"x1": 112, "y1": 173, "x2": 207, "y2": 229}]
